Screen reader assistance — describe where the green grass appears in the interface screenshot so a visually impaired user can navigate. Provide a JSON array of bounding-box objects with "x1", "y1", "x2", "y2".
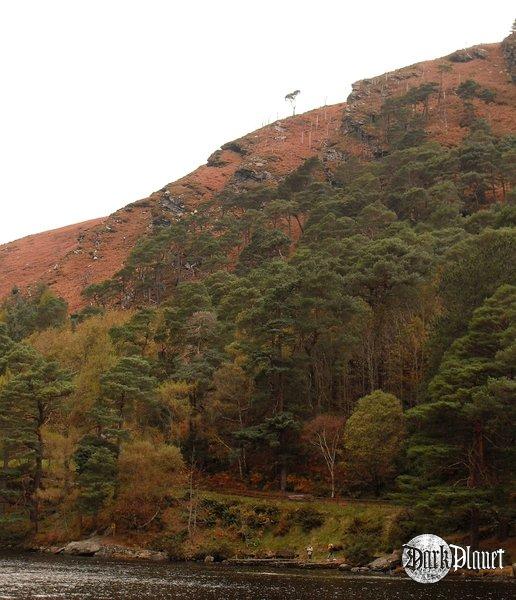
[{"x1": 164, "y1": 489, "x2": 401, "y2": 561}]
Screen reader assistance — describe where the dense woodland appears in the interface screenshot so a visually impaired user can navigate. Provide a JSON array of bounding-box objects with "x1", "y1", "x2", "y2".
[{"x1": 0, "y1": 75, "x2": 515, "y2": 554}]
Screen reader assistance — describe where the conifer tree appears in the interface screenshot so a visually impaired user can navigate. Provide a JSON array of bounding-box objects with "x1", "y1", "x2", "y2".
[
  {"x1": 400, "y1": 285, "x2": 515, "y2": 546},
  {"x1": 0, "y1": 344, "x2": 72, "y2": 530}
]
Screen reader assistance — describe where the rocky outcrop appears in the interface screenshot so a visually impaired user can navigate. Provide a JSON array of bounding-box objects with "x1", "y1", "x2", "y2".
[
  {"x1": 446, "y1": 48, "x2": 488, "y2": 63},
  {"x1": 221, "y1": 138, "x2": 251, "y2": 155},
  {"x1": 59, "y1": 538, "x2": 167, "y2": 561},
  {"x1": 368, "y1": 549, "x2": 401, "y2": 571},
  {"x1": 159, "y1": 190, "x2": 186, "y2": 215},
  {"x1": 62, "y1": 539, "x2": 102, "y2": 556},
  {"x1": 96, "y1": 545, "x2": 167, "y2": 561},
  {"x1": 502, "y1": 31, "x2": 516, "y2": 83}
]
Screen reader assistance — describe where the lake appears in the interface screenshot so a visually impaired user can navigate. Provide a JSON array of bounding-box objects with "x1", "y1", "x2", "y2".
[{"x1": 0, "y1": 552, "x2": 512, "y2": 600}]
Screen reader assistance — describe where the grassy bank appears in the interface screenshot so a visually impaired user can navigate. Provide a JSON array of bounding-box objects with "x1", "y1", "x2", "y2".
[{"x1": 146, "y1": 490, "x2": 404, "y2": 564}]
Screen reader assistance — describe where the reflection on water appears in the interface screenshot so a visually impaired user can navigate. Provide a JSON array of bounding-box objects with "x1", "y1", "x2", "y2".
[{"x1": 0, "y1": 553, "x2": 512, "y2": 600}]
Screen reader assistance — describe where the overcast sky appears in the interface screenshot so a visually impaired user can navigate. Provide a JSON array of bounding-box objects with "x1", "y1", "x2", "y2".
[{"x1": 0, "y1": 1, "x2": 513, "y2": 244}]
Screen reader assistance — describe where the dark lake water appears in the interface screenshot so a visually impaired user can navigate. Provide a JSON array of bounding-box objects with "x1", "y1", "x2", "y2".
[{"x1": 0, "y1": 553, "x2": 513, "y2": 600}]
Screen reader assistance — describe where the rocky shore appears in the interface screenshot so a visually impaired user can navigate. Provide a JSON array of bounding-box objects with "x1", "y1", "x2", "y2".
[
  {"x1": 29, "y1": 538, "x2": 515, "y2": 579},
  {"x1": 33, "y1": 537, "x2": 168, "y2": 562}
]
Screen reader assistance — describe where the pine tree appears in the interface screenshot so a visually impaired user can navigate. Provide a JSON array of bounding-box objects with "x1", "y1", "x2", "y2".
[
  {"x1": 0, "y1": 344, "x2": 72, "y2": 530},
  {"x1": 400, "y1": 285, "x2": 515, "y2": 546}
]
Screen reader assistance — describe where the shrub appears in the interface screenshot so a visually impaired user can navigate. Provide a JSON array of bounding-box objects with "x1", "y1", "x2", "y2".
[
  {"x1": 342, "y1": 532, "x2": 377, "y2": 565},
  {"x1": 293, "y1": 507, "x2": 325, "y2": 532}
]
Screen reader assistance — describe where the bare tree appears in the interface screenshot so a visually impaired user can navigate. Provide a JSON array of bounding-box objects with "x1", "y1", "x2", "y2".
[
  {"x1": 303, "y1": 414, "x2": 345, "y2": 498},
  {"x1": 285, "y1": 90, "x2": 301, "y2": 116}
]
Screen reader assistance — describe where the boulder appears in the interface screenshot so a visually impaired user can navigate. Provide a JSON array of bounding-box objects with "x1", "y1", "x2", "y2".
[
  {"x1": 95, "y1": 545, "x2": 167, "y2": 561},
  {"x1": 447, "y1": 50, "x2": 474, "y2": 63},
  {"x1": 204, "y1": 555, "x2": 215, "y2": 563},
  {"x1": 62, "y1": 539, "x2": 101, "y2": 556},
  {"x1": 338, "y1": 563, "x2": 352, "y2": 571},
  {"x1": 368, "y1": 549, "x2": 401, "y2": 571},
  {"x1": 473, "y1": 48, "x2": 489, "y2": 59},
  {"x1": 350, "y1": 566, "x2": 370, "y2": 573}
]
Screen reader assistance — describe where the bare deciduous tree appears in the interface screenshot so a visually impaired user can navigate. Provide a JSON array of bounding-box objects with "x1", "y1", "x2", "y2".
[{"x1": 303, "y1": 414, "x2": 345, "y2": 498}]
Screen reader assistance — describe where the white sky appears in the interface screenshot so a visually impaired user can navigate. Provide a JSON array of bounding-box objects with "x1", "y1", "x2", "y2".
[{"x1": 0, "y1": 1, "x2": 513, "y2": 244}]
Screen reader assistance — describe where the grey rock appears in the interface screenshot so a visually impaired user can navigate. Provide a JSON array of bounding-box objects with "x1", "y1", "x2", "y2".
[
  {"x1": 95, "y1": 545, "x2": 167, "y2": 561},
  {"x1": 338, "y1": 563, "x2": 352, "y2": 571},
  {"x1": 204, "y1": 555, "x2": 215, "y2": 563},
  {"x1": 159, "y1": 192, "x2": 185, "y2": 215},
  {"x1": 447, "y1": 50, "x2": 473, "y2": 63},
  {"x1": 368, "y1": 549, "x2": 401, "y2": 571},
  {"x1": 221, "y1": 139, "x2": 250, "y2": 155},
  {"x1": 502, "y1": 31, "x2": 516, "y2": 83},
  {"x1": 232, "y1": 167, "x2": 272, "y2": 184},
  {"x1": 62, "y1": 539, "x2": 101, "y2": 556},
  {"x1": 473, "y1": 48, "x2": 488, "y2": 59}
]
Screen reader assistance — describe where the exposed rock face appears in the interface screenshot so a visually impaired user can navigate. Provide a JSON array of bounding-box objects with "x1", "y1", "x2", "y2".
[
  {"x1": 502, "y1": 31, "x2": 516, "y2": 83},
  {"x1": 221, "y1": 138, "x2": 250, "y2": 155},
  {"x1": 232, "y1": 165, "x2": 272, "y2": 185},
  {"x1": 159, "y1": 190, "x2": 185, "y2": 215},
  {"x1": 368, "y1": 549, "x2": 401, "y2": 571}
]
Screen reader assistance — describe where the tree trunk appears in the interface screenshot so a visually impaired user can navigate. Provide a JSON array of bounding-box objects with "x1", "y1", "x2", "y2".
[{"x1": 280, "y1": 460, "x2": 287, "y2": 493}]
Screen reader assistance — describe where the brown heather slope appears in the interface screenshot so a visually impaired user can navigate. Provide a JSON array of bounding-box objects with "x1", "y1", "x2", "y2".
[
  {"x1": 1, "y1": 40, "x2": 514, "y2": 311},
  {"x1": 0, "y1": 103, "x2": 345, "y2": 311}
]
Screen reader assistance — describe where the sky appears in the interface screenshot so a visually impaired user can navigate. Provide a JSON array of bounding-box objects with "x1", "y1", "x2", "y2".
[{"x1": 0, "y1": 1, "x2": 513, "y2": 244}]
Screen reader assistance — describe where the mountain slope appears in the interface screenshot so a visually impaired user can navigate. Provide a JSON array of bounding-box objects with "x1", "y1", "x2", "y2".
[{"x1": 0, "y1": 40, "x2": 514, "y2": 311}]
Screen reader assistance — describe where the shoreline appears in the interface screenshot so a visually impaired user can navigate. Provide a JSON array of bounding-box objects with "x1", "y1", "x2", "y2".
[{"x1": 4, "y1": 545, "x2": 514, "y2": 581}]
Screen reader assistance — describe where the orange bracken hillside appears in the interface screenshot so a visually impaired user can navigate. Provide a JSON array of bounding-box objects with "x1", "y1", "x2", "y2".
[
  {"x1": 0, "y1": 103, "x2": 345, "y2": 311},
  {"x1": 1, "y1": 40, "x2": 514, "y2": 311}
]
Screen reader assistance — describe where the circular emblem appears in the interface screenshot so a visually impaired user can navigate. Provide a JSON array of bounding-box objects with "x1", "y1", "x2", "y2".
[{"x1": 402, "y1": 534, "x2": 451, "y2": 584}]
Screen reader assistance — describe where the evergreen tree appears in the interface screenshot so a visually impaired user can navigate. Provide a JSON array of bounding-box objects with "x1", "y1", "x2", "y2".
[
  {"x1": 0, "y1": 344, "x2": 72, "y2": 530},
  {"x1": 400, "y1": 285, "x2": 515, "y2": 546},
  {"x1": 74, "y1": 435, "x2": 118, "y2": 521}
]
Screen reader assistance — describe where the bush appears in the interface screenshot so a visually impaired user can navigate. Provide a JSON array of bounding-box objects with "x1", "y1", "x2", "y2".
[
  {"x1": 153, "y1": 530, "x2": 188, "y2": 560},
  {"x1": 293, "y1": 507, "x2": 324, "y2": 532},
  {"x1": 341, "y1": 514, "x2": 383, "y2": 565},
  {"x1": 192, "y1": 541, "x2": 234, "y2": 562},
  {"x1": 342, "y1": 532, "x2": 377, "y2": 565},
  {"x1": 243, "y1": 504, "x2": 280, "y2": 529}
]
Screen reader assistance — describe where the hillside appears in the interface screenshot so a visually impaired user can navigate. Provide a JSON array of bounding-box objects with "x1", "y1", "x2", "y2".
[
  {"x1": 0, "y1": 104, "x2": 344, "y2": 310},
  {"x1": 1, "y1": 40, "x2": 514, "y2": 310},
  {"x1": 0, "y1": 31, "x2": 515, "y2": 553}
]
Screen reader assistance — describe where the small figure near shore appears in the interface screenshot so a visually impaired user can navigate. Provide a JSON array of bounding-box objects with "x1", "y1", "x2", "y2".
[
  {"x1": 306, "y1": 545, "x2": 313, "y2": 561},
  {"x1": 327, "y1": 543, "x2": 335, "y2": 561}
]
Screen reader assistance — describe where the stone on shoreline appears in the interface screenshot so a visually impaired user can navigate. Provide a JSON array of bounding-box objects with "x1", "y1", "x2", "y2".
[
  {"x1": 59, "y1": 538, "x2": 167, "y2": 561},
  {"x1": 368, "y1": 549, "x2": 401, "y2": 571},
  {"x1": 62, "y1": 539, "x2": 101, "y2": 556}
]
